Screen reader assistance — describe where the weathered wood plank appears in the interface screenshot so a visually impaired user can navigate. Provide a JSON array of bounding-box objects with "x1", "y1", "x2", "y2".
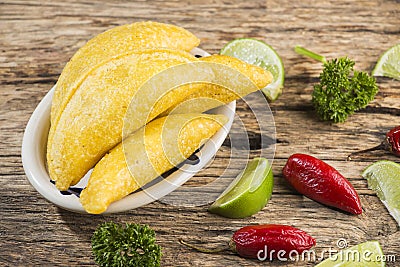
[{"x1": 1, "y1": 0, "x2": 399, "y2": 266}]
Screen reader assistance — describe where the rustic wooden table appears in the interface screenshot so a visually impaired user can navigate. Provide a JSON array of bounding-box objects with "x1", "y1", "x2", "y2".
[{"x1": 1, "y1": 0, "x2": 399, "y2": 266}]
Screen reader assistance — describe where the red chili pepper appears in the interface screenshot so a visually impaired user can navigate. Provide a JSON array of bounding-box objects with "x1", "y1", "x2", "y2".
[
  {"x1": 179, "y1": 224, "x2": 316, "y2": 260},
  {"x1": 386, "y1": 126, "x2": 400, "y2": 156},
  {"x1": 283, "y1": 153, "x2": 362, "y2": 215},
  {"x1": 348, "y1": 125, "x2": 400, "y2": 160},
  {"x1": 232, "y1": 224, "x2": 316, "y2": 259}
]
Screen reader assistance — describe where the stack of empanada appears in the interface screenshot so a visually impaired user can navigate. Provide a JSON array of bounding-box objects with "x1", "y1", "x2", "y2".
[{"x1": 46, "y1": 21, "x2": 272, "y2": 213}]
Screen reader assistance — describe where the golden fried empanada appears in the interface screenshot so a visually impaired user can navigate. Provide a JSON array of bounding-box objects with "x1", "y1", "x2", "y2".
[{"x1": 80, "y1": 113, "x2": 227, "y2": 214}]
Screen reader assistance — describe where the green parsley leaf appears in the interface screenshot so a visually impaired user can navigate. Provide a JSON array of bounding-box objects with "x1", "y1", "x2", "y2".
[
  {"x1": 295, "y1": 46, "x2": 378, "y2": 123},
  {"x1": 92, "y1": 222, "x2": 162, "y2": 267}
]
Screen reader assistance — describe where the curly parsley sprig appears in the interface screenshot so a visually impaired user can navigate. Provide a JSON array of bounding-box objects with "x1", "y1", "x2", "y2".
[
  {"x1": 295, "y1": 46, "x2": 378, "y2": 123},
  {"x1": 92, "y1": 222, "x2": 162, "y2": 267}
]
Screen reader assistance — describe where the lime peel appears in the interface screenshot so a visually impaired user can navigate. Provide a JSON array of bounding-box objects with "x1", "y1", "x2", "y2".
[
  {"x1": 372, "y1": 43, "x2": 400, "y2": 80},
  {"x1": 362, "y1": 160, "x2": 400, "y2": 227},
  {"x1": 208, "y1": 157, "x2": 274, "y2": 219},
  {"x1": 316, "y1": 241, "x2": 385, "y2": 267},
  {"x1": 220, "y1": 38, "x2": 284, "y2": 101}
]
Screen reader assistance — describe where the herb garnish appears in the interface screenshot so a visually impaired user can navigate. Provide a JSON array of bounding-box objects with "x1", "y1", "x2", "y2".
[
  {"x1": 92, "y1": 222, "x2": 161, "y2": 267},
  {"x1": 295, "y1": 46, "x2": 378, "y2": 123}
]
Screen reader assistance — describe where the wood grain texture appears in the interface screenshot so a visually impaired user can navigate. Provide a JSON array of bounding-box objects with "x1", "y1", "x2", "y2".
[{"x1": 1, "y1": 0, "x2": 399, "y2": 266}]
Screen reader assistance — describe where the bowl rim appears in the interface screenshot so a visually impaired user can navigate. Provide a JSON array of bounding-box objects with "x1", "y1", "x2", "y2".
[{"x1": 21, "y1": 48, "x2": 236, "y2": 214}]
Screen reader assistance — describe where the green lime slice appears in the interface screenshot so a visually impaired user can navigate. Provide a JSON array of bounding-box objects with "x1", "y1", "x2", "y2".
[
  {"x1": 316, "y1": 241, "x2": 385, "y2": 267},
  {"x1": 362, "y1": 160, "x2": 400, "y2": 226},
  {"x1": 372, "y1": 44, "x2": 400, "y2": 80},
  {"x1": 208, "y1": 157, "x2": 273, "y2": 218},
  {"x1": 220, "y1": 38, "x2": 284, "y2": 101}
]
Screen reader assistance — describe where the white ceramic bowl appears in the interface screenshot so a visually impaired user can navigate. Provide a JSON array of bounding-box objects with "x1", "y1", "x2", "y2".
[{"x1": 21, "y1": 48, "x2": 236, "y2": 214}]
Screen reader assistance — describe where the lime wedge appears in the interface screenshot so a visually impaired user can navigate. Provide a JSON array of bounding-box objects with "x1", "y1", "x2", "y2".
[
  {"x1": 372, "y1": 44, "x2": 400, "y2": 80},
  {"x1": 362, "y1": 160, "x2": 400, "y2": 226},
  {"x1": 316, "y1": 241, "x2": 385, "y2": 267},
  {"x1": 208, "y1": 157, "x2": 273, "y2": 218},
  {"x1": 220, "y1": 38, "x2": 284, "y2": 101}
]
